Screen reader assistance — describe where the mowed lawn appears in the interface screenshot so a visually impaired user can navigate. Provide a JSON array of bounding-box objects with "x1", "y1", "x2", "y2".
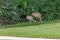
[{"x1": 0, "y1": 20, "x2": 60, "y2": 38}]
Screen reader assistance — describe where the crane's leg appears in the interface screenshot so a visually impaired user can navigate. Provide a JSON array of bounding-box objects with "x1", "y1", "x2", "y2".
[{"x1": 39, "y1": 17, "x2": 43, "y2": 23}]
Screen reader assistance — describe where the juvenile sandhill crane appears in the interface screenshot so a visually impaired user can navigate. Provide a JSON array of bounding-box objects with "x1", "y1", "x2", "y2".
[
  {"x1": 32, "y1": 12, "x2": 43, "y2": 23},
  {"x1": 26, "y1": 16, "x2": 36, "y2": 22}
]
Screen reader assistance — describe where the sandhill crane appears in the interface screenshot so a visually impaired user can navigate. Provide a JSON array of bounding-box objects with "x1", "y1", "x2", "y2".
[
  {"x1": 26, "y1": 16, "x2": 36, "y2": 22},
  {"x1": 32, "y1": 12, "x2": 42, "y2": 23}
]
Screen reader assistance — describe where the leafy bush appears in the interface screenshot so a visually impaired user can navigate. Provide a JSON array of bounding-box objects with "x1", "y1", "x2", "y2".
[
  {"x1": 16, "y1": 0, "x2": 60, "y2": 20},
  {"x1": 0, "y1": 0, "x2": 20, "y2": 24},
  {"x1": 0, "y1": 0, "x2": 60, "y2": 25}
]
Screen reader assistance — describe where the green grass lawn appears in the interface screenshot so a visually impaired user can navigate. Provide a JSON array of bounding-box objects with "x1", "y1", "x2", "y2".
[{"x1": 0, "y1": 20, "x2": 60, "y2": 38}]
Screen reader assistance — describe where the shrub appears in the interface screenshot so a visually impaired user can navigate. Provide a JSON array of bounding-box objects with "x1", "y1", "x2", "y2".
[{"x1": 0, "y1": 0, "x2": 60, "y2": 24}]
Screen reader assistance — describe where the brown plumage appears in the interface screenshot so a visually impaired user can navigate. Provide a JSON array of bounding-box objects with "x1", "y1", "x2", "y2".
[
  {"x1": 26, "y1": 16, "x2": 36, "y2": 22},
  {"x1": 32, "y1": 12, "x2": 42, "y2": 23},
  {"x1": 26, "y1": 16, "x2": 33, "y2": 22}
]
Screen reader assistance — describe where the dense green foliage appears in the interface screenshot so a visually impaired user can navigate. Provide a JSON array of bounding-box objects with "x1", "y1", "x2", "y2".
[{"x1": 0, "y1": 0, "x2": 60, "y2": 24}]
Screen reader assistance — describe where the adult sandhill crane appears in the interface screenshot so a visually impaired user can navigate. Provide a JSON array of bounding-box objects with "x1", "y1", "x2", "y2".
[{"x1": 32, "y1": 12, "x2": 43, "y2": 23}]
